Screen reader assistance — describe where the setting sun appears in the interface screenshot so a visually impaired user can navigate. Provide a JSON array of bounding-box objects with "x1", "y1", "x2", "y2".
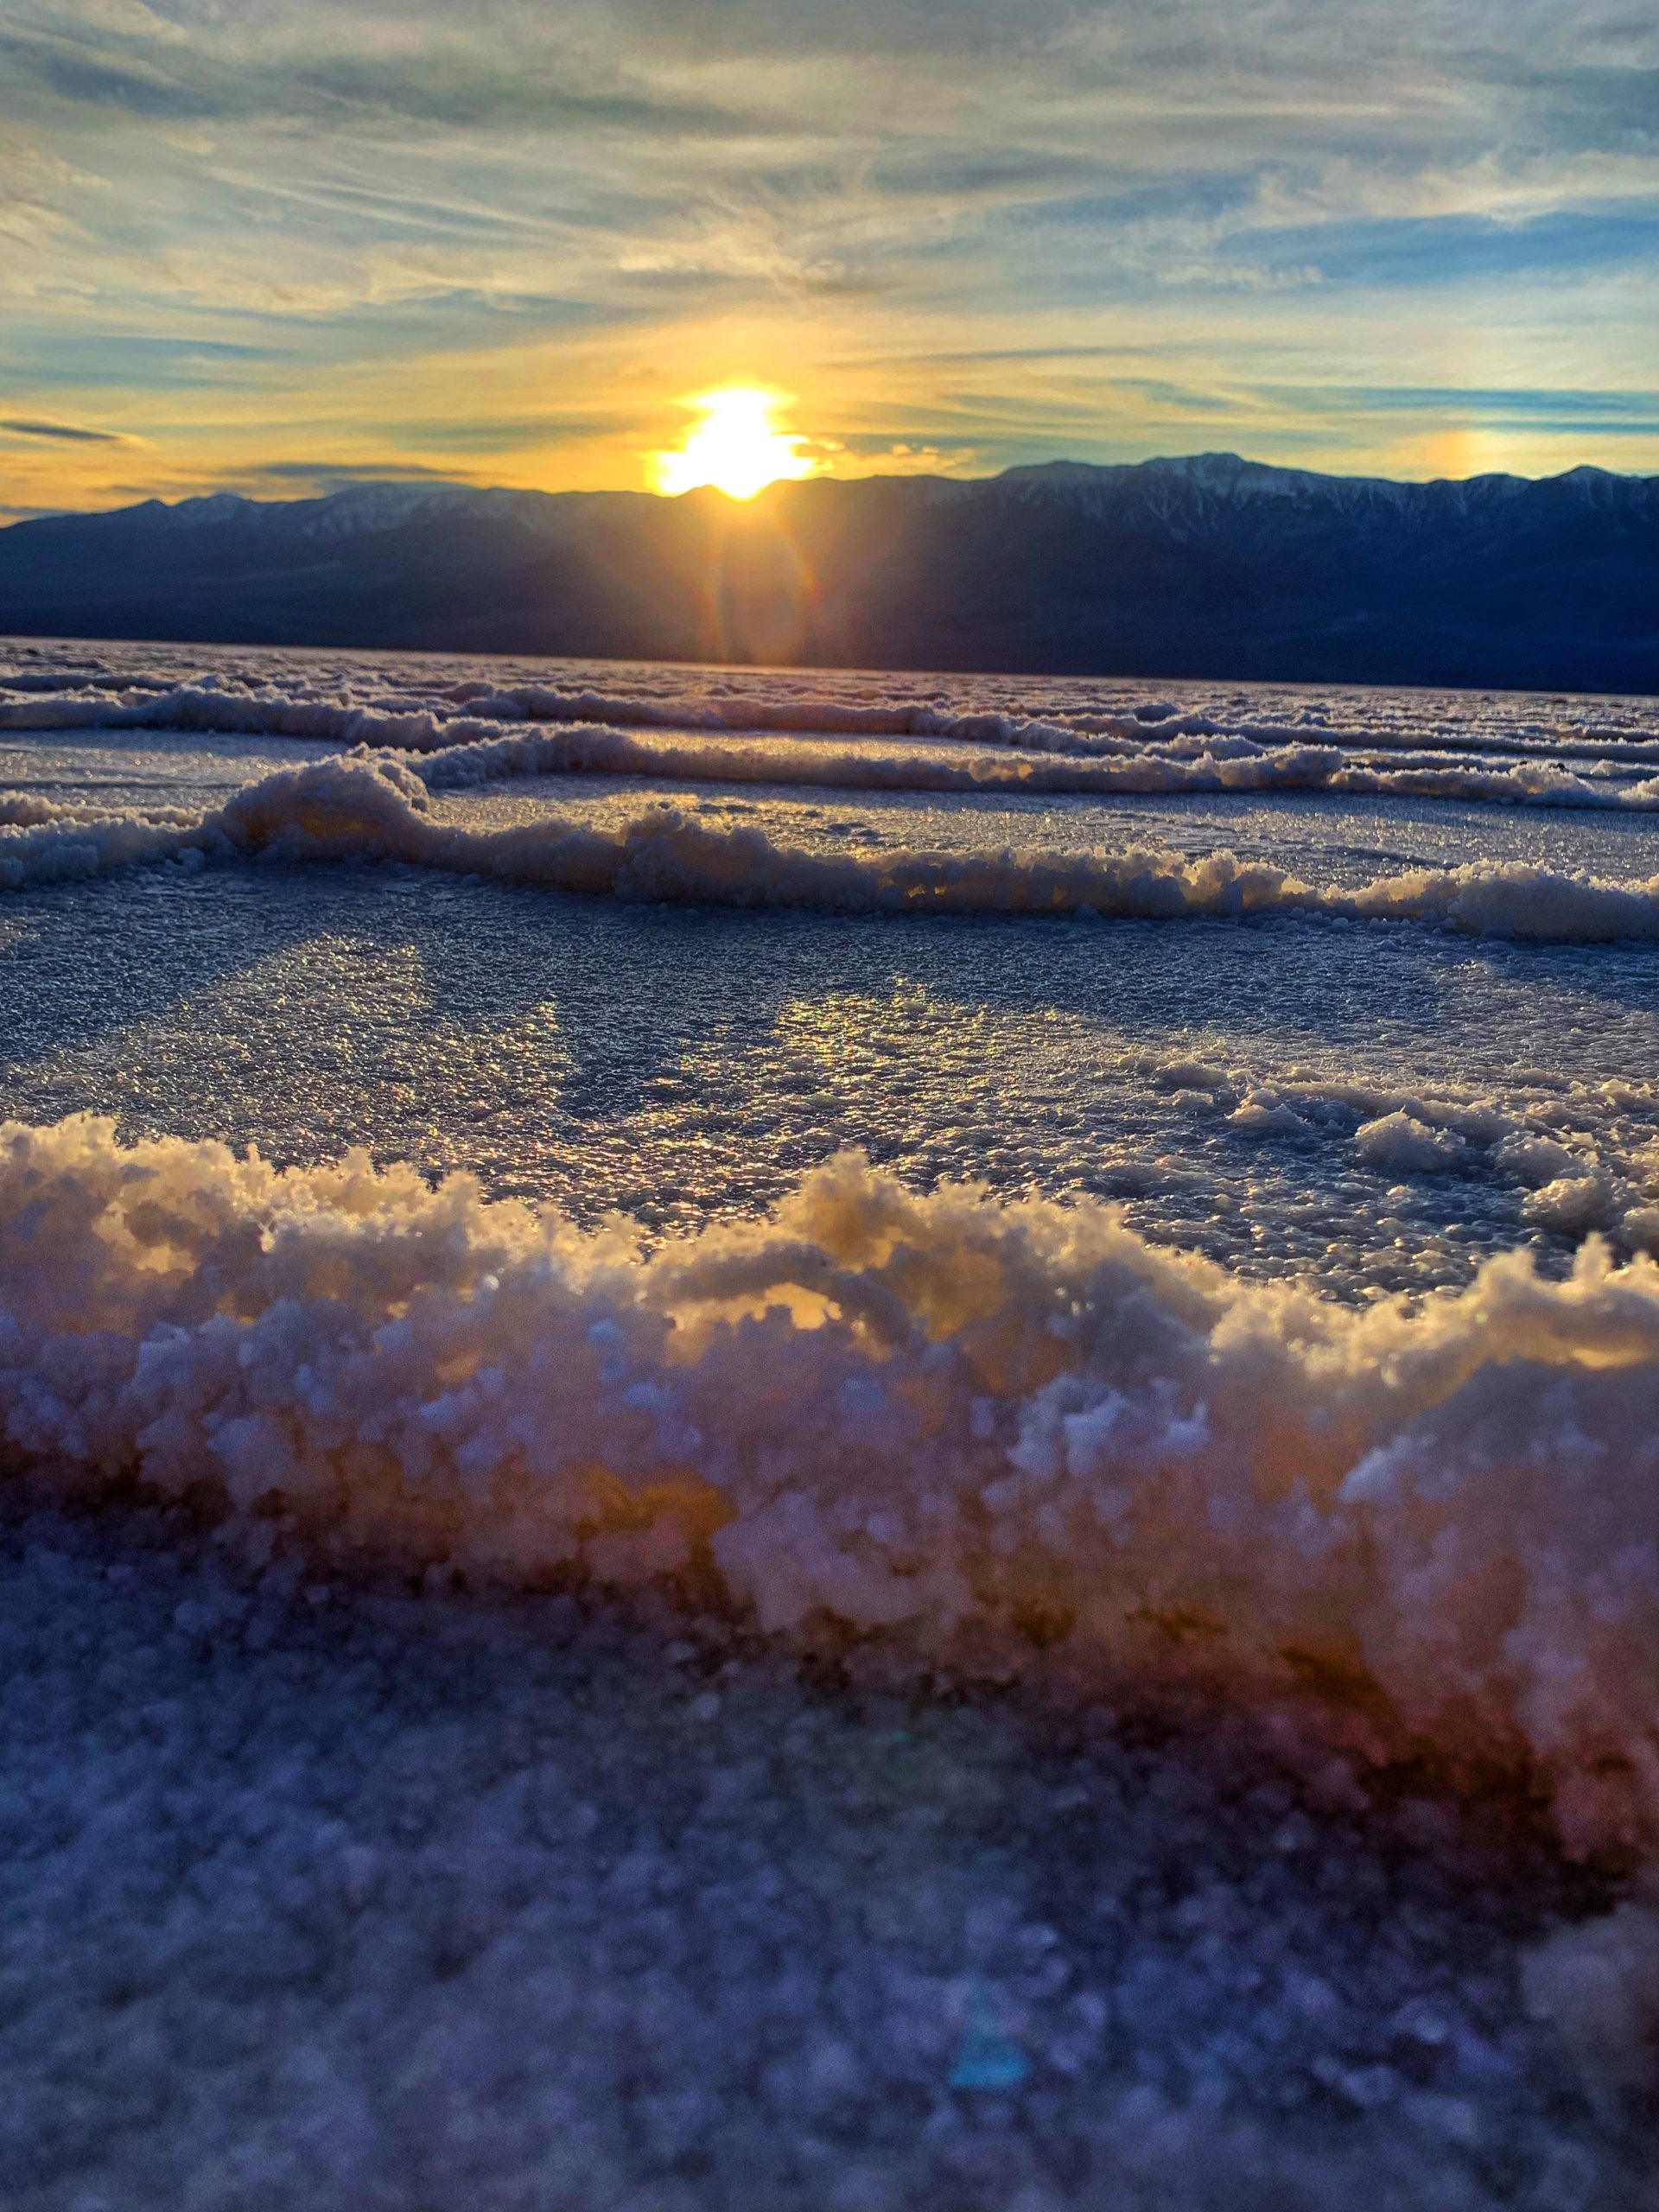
[{"x1": 648, "y1": 386, "x2": 817, "y2": 501}]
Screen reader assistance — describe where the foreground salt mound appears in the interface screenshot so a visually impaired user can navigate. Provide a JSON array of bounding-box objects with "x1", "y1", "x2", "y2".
[
  {"x1": 6, "y1": 752, "x2": 1659, "y2": 941},
  {"x1": 4, "y1": 1115, "x2": 1659, "y2": 1859}
]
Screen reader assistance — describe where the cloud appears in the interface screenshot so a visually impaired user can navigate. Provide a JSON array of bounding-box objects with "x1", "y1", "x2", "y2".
[
  {"x1": 1227, "y1": 200, "x2": 1659, "y2": 289},
  {"x1": 0, "y1": 10, "x2": 770, "y2": 138},
  {"x1": 241, "y1": 458, "x2": 473, "y2": 486},
  {"x1": 408, "y1": 416, "x2": 619, "y2": 454},
  {"x1": 0, "y1": 334, "x2": 291, "y2": 395},
  {"x1": 6, "y1": 0, "x2": 1659, "y2": 500},
  {"x1": 128, "y1": 454, "x2": 598, "y2": 499},
  {"x1": 0, "y1": 414, "x2": 131, "y2": 443},
  {"x1": 1264, "y1": 383, "x2": 1659, "y2": 420}
]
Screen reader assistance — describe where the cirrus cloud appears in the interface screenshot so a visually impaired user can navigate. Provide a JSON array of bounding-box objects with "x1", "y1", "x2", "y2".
[{"x1": 1, "y1": 0, "x2": 1656, "y2": 511}]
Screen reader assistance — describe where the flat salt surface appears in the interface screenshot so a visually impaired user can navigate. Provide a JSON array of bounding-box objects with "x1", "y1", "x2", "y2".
[
  {"x1": 3, "y1": 862, "x2": 1658, "y2": 1292},
  {"x1": 430, "y1": 775, "x2": 1659, "y2": 888},
  {"x1": 2, "y1": 641, "x2": 1659, "y2": 2207},
  {"x1": 0, "y1": 727, "x2": 338, "y2": 810}
]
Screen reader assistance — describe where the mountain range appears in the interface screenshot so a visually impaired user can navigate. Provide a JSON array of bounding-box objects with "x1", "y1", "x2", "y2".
[{"x1": 3, "y1": 451, "x2": 1659, "y2": 691}]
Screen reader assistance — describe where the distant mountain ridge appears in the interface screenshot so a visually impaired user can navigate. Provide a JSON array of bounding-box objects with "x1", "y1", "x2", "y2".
[{"x1": 4, "y1": 451, "x2": 1659, "y2": 690}]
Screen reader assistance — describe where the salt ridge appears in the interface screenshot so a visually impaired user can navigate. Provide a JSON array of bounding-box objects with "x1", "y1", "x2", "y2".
[
  {"x1": 4, "y1": 1116, "x2": 1658, "y2": 1861},
  {"x1": 9, "y1": 677, "x2": 1659, "y2": 810},
  {"x1": 5, "y1": 751, "x2": 1659, "y2": 943}
]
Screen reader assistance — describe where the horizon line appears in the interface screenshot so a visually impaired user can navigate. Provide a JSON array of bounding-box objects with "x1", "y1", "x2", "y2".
[{"x1": 6, "y1": 447, "x2": 1659, "y2": 529}]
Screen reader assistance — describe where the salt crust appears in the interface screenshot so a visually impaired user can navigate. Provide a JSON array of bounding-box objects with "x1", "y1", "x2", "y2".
[
  {"x1": 4, "y1": 1116, "x2": 1659, "y2": 1866},
  {"x1": 4, "y1": 647, "x2": 1659, "y2": 2180},
  {"x1": 9, "y1": 1504, "x2": 1656, "y2": 2211},
  {"x1": 13, "y1": 874, "x2": 1659, "y2": 1292},
  {"x1": 4, "y1": 747, "x2": 1659, "y2": 947},
  {"x1": 9, "y1": 675, "x2": 1659, "y2": 815}
]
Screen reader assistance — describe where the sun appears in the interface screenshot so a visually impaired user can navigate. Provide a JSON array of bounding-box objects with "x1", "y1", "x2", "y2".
[{"x1": 649, "y1": 386, "x2": 817, "y2": 501}]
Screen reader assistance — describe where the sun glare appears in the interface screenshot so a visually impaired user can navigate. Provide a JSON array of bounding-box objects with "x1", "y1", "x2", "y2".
[{"x1": 649, "y1": 386, "x2": 817, "y2": 500}]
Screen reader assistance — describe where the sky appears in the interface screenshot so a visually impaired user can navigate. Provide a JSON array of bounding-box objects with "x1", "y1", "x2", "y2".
[{"x1": 2, "y1": 0, "x2": 1658, "y2": 517}]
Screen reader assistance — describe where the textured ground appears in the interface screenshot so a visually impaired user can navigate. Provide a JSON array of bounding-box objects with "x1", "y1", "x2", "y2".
[
  {"x1": 4, "y1": 1503, "x2": 1649, "y2": 2212},
  {"x1": 3, "y1": 643, "x2": 1658, "y2": 2207}
]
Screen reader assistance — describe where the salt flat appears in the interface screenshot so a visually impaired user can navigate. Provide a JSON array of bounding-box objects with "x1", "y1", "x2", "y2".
[{"x1": 1, "y1": 642, "x2": 1657, "y2": 2207}]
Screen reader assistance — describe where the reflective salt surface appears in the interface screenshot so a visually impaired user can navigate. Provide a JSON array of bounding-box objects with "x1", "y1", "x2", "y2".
[{"x1": 2, "y1": 861, "x2": 1657, "y2": 1300}]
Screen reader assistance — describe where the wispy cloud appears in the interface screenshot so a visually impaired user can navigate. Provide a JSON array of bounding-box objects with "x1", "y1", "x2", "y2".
[
  {"x1": 3, "y1": 0, "x2": 1659, "y2": 509},
  {"x1": 240, "y1": 458, "x2": 474, "y2": 488},
  {"x1": 0, "y1": 415, "x2": 132, "y2": 443}
]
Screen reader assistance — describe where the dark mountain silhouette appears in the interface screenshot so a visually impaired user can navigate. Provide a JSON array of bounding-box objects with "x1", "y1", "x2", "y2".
[{"x1": 3, "y1": 451, "x2": 1659, "y2": 690}]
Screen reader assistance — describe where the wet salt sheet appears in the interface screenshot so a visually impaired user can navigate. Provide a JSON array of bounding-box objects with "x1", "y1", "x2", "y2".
[{"x1": 3, "y1": 642, "x2": 1659, "y2": 2207}]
